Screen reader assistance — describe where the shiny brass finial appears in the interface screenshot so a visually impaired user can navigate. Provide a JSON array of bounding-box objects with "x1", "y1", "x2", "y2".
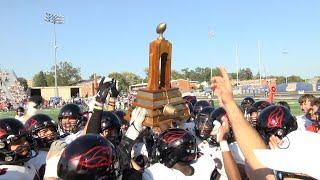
[{"x1": 156, "y1": 23, "x2": 166, "y2": 40}]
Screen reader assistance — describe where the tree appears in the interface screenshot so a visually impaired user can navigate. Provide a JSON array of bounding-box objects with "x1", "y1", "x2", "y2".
[
  {"x1": 17, "y1": 77, "x2": 28, "y2": 91},
  {"x1": 89, "y1": 74, "x2": 102, "y2": 80},
  {"x1": 108, "y1": 72, "x2": 142, "y2": 92},
  {"x1": 48, "y1": 61, "x2": 82, "y2": 86},
  {"x1": 276, "y1": 76, "x2": 286, "y2": 84},
  {"x1": 239, "y1": 68, "x2": 253, "y2": 80},
  {"x1": 171, "y1": 70, "x2": 184, "y2": 80},
  {"x1": 254, "y1": 72, "x2": 261, "y2": 79},
  {"x1": 287, "y1": 75, "x2": 303, "y2": 82},
  {"x1": 229, "y1": 73, "x2": 237, "y2": 80},
  {"x1": 143, "y1": 67, "x2": 149, "y2": 82},
  {"x1": 45, "y1": 74, "x2": 55, "y2": 86},
  {"x1": 33, "y1": 71, "x2": 48, "y2": 87}
]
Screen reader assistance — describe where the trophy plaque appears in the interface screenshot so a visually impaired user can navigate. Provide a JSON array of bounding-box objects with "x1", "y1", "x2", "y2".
[{"x1": 133, "y1": 23, "x2": 190, "y2": 127}]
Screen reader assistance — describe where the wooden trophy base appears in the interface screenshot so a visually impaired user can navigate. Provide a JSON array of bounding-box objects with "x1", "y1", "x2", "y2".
[{"x1": 133, "y1": 88, "x2": 190, "y2": 127}]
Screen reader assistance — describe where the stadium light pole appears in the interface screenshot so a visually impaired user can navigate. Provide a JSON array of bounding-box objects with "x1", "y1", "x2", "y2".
[
  {"x1": 44, "y1": 13, "x2": 64, "y2": 98},
  {"x1": 235, "y1": 43, "x2": 239, "y2": 86},
  {"x1": 258, "y1": 41, "x2": 262, "y2": 85},
  {"x1": 208, "y1": 29, "x2": 214, "y2": 81},
  {"x1": 281, "y1": 49, "x2": 288, "y2": 84}
]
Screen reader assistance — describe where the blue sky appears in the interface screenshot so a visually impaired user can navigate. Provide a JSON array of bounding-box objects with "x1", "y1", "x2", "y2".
[{"x1": 0, "y1": 0, "x2": 319, "y2": 80}]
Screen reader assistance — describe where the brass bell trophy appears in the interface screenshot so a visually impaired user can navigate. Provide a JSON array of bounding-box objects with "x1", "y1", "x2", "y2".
[{"x1": 133, "y1": 23, "x2": 190, "y2": 127}]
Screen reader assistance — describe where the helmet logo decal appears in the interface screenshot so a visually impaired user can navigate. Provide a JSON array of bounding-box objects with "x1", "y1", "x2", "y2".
[
  {"x1": 267, "y1": 107, "x2": 284, "y2": 128},
  {"x1": 0, "y1": 129, "x2": 7, "y2": 138},
  {"x1": 261, "y1": 102, "x2": 269, "y2": 109},
  {"x1": 69, "y1": 146, "x2": 113, "y2": 168},
  {"x1": 25, "y1": 118, "x2": 38, "y2": 130},
  {"x1": 162, "y1": 130, "x2": 187, "y2": 144},
  {"x1": 0, "y1": 168, "x2": 8, "y2": 175}
]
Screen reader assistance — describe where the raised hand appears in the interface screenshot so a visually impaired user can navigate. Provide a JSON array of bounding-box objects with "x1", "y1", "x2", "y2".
[
  {"x1": 110, "y1": 79, "x2": 120, "y2": 98},
  {"x1": 95, "y1": 77, "x2": 112, "y2": 104},
  {"x1": 216, "y1": 115, "x2": 230, "y2": 142},
  {"x1": 210, "y1": 66, "x2": 234, "y2": 107},
  {"x1": 125, "y1": 107, "x2": 148, "y2": 140},
  {"x1": 268, "y1": 135, "x2": 281, "y2": 149}
]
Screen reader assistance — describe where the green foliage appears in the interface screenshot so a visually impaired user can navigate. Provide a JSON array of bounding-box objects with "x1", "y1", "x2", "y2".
[
  {"x1": 108, "y1": 72, "x2": 143, "y2": 92},
  {"x1": 287, "y1": 75, "x2": 303, "y2": 83},
  {"x1": 32, "y1": 61, "x2": 82, "y2": 87},
  {"x1": 180, "y1": 67, "x2": 219, "y2": 82},
  {"x1": 17, "y1": 77, "x2": 28, "y2": 91},
  {"x1": 48, "y1": 61, "x2": 82, "y2": 86},
  {"x1": 33, "y1": 71, "x2": 48, "y2": 87},
  {"x1": 171, "y1": 70, "x2": 184, "y2": 80},
  {"x1": 239, "y1": 68, "x2": 253, "y2": 80},
  {"x1": 45, "y1": 74, "x2": 55, "y2": 86},
  {"x1": 276, "y1": 76, "x2": 286, "y2": 84},
  {"x1": 229, "y1": 73, "x2": 237, "y2": 80},
  {"x1": 89, "y1": 74, "x2": 102, "y2": 80}
]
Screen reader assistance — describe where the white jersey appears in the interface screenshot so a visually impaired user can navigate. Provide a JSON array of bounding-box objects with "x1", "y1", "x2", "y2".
[
  {"x1": 0, "y1": 161, "x2": 39, "y2": 180},
  {"x1": 296, "y1": 115, "x2": 313, "y2": 131},
  {"x1": 131, "y1": 142, "x2": 148, "y2": 158},
  {"x1": 15, "y1": 115, "x2": 25, "y2": 124},
  {"x1": 28, "y1": 150, "x2": 47, "y2": 177},
  {"x1": 182, "y1": 121, "x2": 196, "y2": 136},
  {"x1": 43, "y1": 155, "x2": 60, "y2": 179},
  {"x1": 44, "y1": 130, "x2": 83, "y2": 178},
  {"x1": 59, "y1": 130, "x2": 83, "y2": 144},
  {"x1": 229, "y1": 142, "x2": 245, "y2": 165},
  {"x1": 143, "y1": 163, "x2": 185, "y2": 180},
  {"x1": 143, "y1": 153, "x2": 215, "y2": 180},
  {"x1": 197, "y1": 137, "x2": 245, "y2": 180}
]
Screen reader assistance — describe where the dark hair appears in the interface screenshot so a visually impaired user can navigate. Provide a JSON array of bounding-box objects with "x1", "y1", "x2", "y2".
[
  {"x1": 277, "y1": 101, "x2": 291, "y2": 111},
  {"x1": 298, "y1": 94, "x2": 317, "y2": 105}
]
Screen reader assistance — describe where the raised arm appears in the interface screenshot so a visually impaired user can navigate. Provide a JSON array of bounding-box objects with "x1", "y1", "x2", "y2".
[
  {"x1": 217, "y1": 116, "x2": 242, "y2": 180},
  {"x1": 211, "y1": 66, "x2": 274, "y2": 179}
]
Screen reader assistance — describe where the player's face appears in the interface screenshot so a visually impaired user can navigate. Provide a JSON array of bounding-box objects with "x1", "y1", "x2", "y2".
[
  {"x1": 61, "y1": 116, "x2": 77, "y2": 132},
  {"x1": 9, "y1": 137, "x2": 30, "y2": 156},
  {"x1": 198, "y1": 119, "x2": 213, "y2": 138},
  {"x1": 102, "y1": 128, "x2": 118, "y2": 143},
  {"x1": 16, "y1": 111, "x2": 24, "y2": 117},
  {"x1": 251, "y1": 112, "x2": 258, "y2": 122},
  {"x1": 306, "y1": 105, "x2": 320, "y2": 121},
  {"x1": 37, "y1": 127, "x2": 57, "y2": 140},
  {"x1": 300, "y1": 99, "x2": 312, "y2": 115}
]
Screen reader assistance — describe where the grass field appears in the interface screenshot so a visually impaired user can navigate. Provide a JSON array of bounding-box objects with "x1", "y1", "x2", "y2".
[
  {"x1": 0, "y1": 100, "x2": 303, "y2": 120},
  {"x1": 0, "y1": 108, "x2": 60, "y2": 121}
]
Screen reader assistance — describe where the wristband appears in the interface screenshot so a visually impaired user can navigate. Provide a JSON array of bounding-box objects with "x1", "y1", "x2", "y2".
[
  {"x1": 94, "y1": 105, "x2": 103, "y2": 110},
  {"x1": 220, "y1": 140, "x2": 230, "y2": 152},
  {"x1": 95, "y1": 101, "x2": 104, "y2": 107}
]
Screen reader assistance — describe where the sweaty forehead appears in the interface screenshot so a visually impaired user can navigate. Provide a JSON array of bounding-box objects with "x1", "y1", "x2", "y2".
[{"x1": 62, "y1": 117, "x2": 76, "y2": 120}]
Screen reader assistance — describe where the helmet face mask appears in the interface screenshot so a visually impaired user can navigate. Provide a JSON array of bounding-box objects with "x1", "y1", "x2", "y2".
[
  {"x1": 0, "y1": 118, "x2": 38, "y2": 165},
  {"x1": 195, "y1": 107, "x2": 215, "y2": 140},
  {"x1": 60, "y1": 116, "x2": 78, "y2": 133},
  {"x1": 58, "y1": 104, "x2": 83, "y2": 134},
  {"x1": 57, "y1": 135, "x2": 121, "y2": 180},
  {"x1": 100, "y1": 111, "x2": 122, "y2": 146},
  {"x1": 25, "y1": 114, "x2": 59, "y2": 149},
  {"x1": 153, "y1": 128, "x2": 197, "y2": 168},
  {"x1": 241, "y1": 97, "x2": 255, "y2": 110},
  {"x1": 256, "y1": 105, "x2": 298, "y2": 144},
  {"x1": 196, "y1": 114, "x2": 213, "y2": 140},
  {"x1": 35, "y1": 126, "x2": 58, "y2": 145},
  {"x1": 193, "y1": 100, "x2": 211, "y2": 118}
]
